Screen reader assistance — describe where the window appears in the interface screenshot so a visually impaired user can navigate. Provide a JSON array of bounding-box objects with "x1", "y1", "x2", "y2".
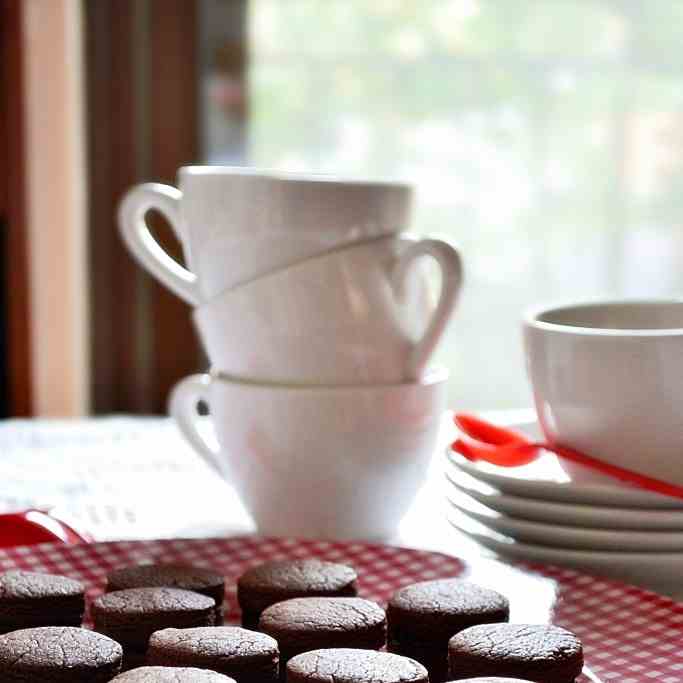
[{"x1": 231, "y1": 0, "x2": 683, "y2": 409}]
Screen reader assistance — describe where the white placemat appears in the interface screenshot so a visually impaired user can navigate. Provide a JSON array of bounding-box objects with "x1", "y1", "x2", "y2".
[{"x1": 0, "y1": 417, "x2": 254, "y2": 540}]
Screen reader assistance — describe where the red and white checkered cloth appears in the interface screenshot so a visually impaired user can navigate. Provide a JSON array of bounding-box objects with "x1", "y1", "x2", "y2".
[{"x1": 0, "y1": 536, "x2": 680, "y2": 682}]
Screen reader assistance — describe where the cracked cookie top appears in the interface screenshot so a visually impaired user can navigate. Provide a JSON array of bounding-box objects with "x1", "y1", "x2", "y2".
[
  {"x1": 0, "y1": 626, "x2": 122, "y2": 679},
  {"x1": 448, "y1": 623, "x2": 583, "y2": 683},
  {"x1": 112, "y1": 666, "x2": 236, "y2": 682},
  {"x1": 287, "y1": 648, "x2": 428, "y2": 683}
]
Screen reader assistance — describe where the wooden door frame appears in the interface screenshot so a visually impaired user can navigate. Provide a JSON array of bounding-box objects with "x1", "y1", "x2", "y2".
[
  {"x1": 86, "y1": 0, "x2": 204, "y2": 414},
  {"x1": 4, "y1": 0, "x2": 247, "y2": 415},
  {"x1": 1, "y1": 0, "x2": 32, "y2": 416},
  {"x1": 22, "y1": 0, "x2": 89, "y2": 416},
  {"x1": 2, "y1": 0, "x2": 90, "y2": 417}
]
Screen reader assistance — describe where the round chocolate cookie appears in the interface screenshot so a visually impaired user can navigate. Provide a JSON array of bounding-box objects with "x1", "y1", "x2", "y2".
[
  {"x1": 92, "y1": 587, "x2": 215, "y2": 655},
  {"x1": 147, "y1": 626, "x2": 278, "y2": 682},
  {"x1": 287, "y1": 648, "x2": 428, "y2": 683},
  {"x1": 108, "y1": 564, "x2": 224, "y2": 606},
  {"x1": 448, "y1": 679, "x2": 533, "y2": 682},
  {"x1": 237, "y1": 559, "x2": 357, "y2": 628},
  {"x1": 112, "y1": 667, "x2": 236, "y2": 682},
  {"x1": 0, "y1": 626, "x2": 122, "y2": 681},
  {"x1": 388, "y1": 579, "x2": 509, "y2": 682},
  {"x1": 388, "y1": 579, "x2": 509, "y2": 644},
  {"x1": 0, "y1": 570, "x2": 85, "y2": 633},
  {"x1": 259, "y1": 597, "x2": 386, "y2": 667},
  {"x1": 108, "y1": 563, "x2": 225, "y2": 624},
  {"x1": 448, "y1": 623, "x2": 583, "y2": 682}
]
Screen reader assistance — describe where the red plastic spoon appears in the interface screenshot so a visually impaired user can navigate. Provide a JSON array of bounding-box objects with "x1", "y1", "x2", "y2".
[{"x1": 453, "y1": 413, "x2": 683, "y2": 501}]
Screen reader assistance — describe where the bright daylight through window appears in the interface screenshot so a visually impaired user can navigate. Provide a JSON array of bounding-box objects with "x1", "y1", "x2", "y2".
[{"x1": 225, "y1": 0, "x2": 683, "y2": 408}]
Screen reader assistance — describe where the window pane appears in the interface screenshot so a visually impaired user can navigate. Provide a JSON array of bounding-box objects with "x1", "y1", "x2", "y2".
[{"x1": 247, "y1": 0, "x2": 683, "y2": 408}]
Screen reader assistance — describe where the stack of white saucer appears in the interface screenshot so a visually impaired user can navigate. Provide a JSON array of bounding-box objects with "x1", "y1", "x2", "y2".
[
  {"x1": 446, "y1": 298, "x2": 683, "y2": 597},
  {"x1": 119, "y1": 167, "x2": 462, "y2": 541},
  {"x1": 444, "y1": 421, "x2": 683, "y2": 596}
]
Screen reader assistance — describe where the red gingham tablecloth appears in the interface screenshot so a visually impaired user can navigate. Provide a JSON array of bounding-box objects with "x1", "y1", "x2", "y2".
[{"x1": 0, "y1": 536, "x2": 680, "y2": 682}]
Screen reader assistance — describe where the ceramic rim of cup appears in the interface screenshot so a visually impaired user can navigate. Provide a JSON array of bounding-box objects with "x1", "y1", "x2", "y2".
[
  {"x1": 178, "y1": 165, "x2": 411, "y2": 191},
  {"x1": 209, "y1": 365, "x2": 449, "y2": 391},
  {"x1": 524, "y1": 298, "x2": 683, "y2": 337}
]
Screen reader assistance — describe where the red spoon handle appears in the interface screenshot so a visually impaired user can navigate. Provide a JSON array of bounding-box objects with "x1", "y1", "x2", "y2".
[{"x1": 545, "y1": 441, "x2": 683, "y2": 501}]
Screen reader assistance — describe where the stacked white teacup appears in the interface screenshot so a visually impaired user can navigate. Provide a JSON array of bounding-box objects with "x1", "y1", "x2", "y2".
[{"x1": 119, "y1": 167, "x2": 462, "y2": 540}]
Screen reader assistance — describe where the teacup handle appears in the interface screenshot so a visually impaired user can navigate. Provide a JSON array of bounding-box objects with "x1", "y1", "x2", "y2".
[
  {"x1": 168, "y1": 373, "x2": 223, "y2": 474},
  {"x1": 392, "y1": 237, "x2": 463, "y2": 380},
  {"x1": 118, "y1": 183, "x2": 201, "y2": 306}
]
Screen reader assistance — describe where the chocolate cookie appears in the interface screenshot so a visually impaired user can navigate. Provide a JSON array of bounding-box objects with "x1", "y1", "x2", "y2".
[
  {"x1": 449, "y1": 679, "x2": 533, "y2": 682},
  {"x1": 112, "y1": 667, "x2": 236, "y2": 682},
  {"x1": 147, "y1": 626, "x2": 278, "y2": 682},
  {"x1": 0, "y1": 570, "x2": 85, "y2": 633},
  {"x1": 448, "y1": 623, "x2": 583, "y2": 682},
  {"x1": 92, "y1": 587, "x2": 215, "y2": 661},
  {"x1": 237, "y1": 559, "x2": 357, "y2": 628},
  {"x1": 388, "y1": 579, "x2": 510, "y2": 643},
  {"x1": 0, "y1": 626, "x2": 122, "y2": 681},
  {"x1": 259, "y1": 597, "x2": 385, "y2": 670},
  {"x1": 388, "y1": 579, "x2": 509, "y2": 682},
  {"x1": 287, "y1": 648, "x2": 428, "y2": 683},
  {"x1": 107, "y1": 564, "x2": 225, "y2": 622}
]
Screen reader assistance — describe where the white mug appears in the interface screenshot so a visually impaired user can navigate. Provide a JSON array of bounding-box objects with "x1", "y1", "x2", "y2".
[
  {"x1": 169, "y1": 369, "x2": 448, "y2": 540},
  {"x1": 193, "y1": 235, "x2": 462, "y2": 384},
  {"x1": 524, "y1": 300, "x2": 683, "y2": 487},
  {"x1": 118, "y1": 167, "x2": 412, "y2": 304}
]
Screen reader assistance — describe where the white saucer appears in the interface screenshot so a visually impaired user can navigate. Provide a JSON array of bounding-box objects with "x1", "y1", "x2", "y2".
[
  {"x1": 445, "y1": 463, "x2": 683, "y2": 530},
  {"x1": 447, "y1": 488, "x2": 683, "y2": 552},
  {"x1": 450, "y1": 421, "x2": 683, "y2": 509},
  {"x1": 448, "y1": 509, "x2": 683, "y2": 593}
]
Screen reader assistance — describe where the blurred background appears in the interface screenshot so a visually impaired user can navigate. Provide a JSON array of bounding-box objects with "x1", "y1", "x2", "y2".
[{"x1": 3, "y1": 0, "x2": 683, "y2": 417}]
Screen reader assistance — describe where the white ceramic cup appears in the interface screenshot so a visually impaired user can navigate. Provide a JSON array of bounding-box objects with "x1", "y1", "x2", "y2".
[
  {"x1": 169, "y1": 369, "x2": 448, "y2": 540},
  {"x1": 118, "y1": 167, "x2": 412, "y2": 304},
  {"x1": 193, "y1": 234, "x2": 462, "y2": 384},
  {"x1": 524, "y1": 300, "x2": 683, "y2": 487}
]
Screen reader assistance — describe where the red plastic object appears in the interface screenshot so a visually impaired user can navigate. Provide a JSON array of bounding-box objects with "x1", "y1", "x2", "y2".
[
  {"x1": 0, "y1": 509, "x2": 90, "y2": 549},
  {"x1": 452, "y1": 436, "x2": 539, "y2": 467},
  {"x1": 453, "y1": 413, "x2": 683, "y2": 502},
  {"x1": 454, "y1": 413, "x2": 528, "y2": 446}
]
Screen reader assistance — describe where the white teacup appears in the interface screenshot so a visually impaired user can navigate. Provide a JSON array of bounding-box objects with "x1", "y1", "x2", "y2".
[
  {"x1": 169, "y1": 369, "x2": 448, "y2": 540},
  {"x1": 524, "y1": 300, "x2": 683, "y2": 487},
  {"x1": 193, "y1": 235, "x2": 462, "y2": 384},
  {"x1": 118, "y1": 167, "x2": 412, "y2": 304}
]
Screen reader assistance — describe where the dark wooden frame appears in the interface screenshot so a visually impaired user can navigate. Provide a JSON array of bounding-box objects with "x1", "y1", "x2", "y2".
[
  {"x1": 148, "y1": 0, "x2": 205, "y2": 412},
  {"x1": 1, "y1": 0, "x2": 32, "y2": 416},
  {"x1": 85, "y1": 0, "x2": 204, "y2": 413}
]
